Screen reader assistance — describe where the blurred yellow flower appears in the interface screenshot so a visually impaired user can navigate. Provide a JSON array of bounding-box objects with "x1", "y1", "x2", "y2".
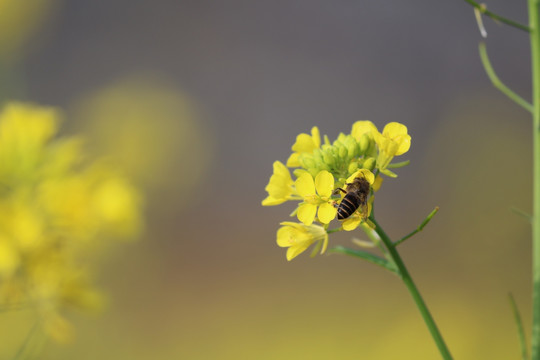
[
  {"x1": 0, "y1": 102, "x2": 142, "y2": 342},
  {"x1": 72, "y1": 76, "x2": 213, "y2": 201},
  {"x1": 0, "y1": 0, "x2": 57, "y2": 61},
  {"x1": 277, "y1": 222, "x2": 328, "y2": 261},
  {"x1": 286, "y1": 126, "x2": 321, "y2": 167}
]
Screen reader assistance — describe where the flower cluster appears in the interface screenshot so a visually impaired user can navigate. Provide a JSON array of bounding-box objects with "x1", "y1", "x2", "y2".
[
  {"x1": 263, "y1": 121, "x2": 410, "y2": 260},
  {"x1": 0, "y1": 102, "x2": 142, "y2": 341}
]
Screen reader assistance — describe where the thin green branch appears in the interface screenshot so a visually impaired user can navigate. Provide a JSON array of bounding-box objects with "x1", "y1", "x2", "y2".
[
  {"x1": 387, "y1": 160, "x2": 410, "y2": 169},
  {"x1": 463, "y1": 0, "x2": 530, "y2": 32},
  {"x1": 509, "y1": 293, "x2": 529, "y2": 360},
  {"x1": 326, "y1": 227, "x2": 343, "y2": 234},
  {"x1": 510, "y1": 206, "x2": 533, "y2": 223},
  {"x1": 478, "y1": 42, "x2": 533, "y2": 114},
  {"x1": 371, "y1": 218, "x2": 453, "y2": 360},
  {"x1": 330, "y1": 246, "x2": 398, "y2": 273},
  {"x1": 12, "y1": 322, "x2": 45, "y2": 360},
  {"x1": 395, "y1": 207, "x2": 439, "y2": 246}
]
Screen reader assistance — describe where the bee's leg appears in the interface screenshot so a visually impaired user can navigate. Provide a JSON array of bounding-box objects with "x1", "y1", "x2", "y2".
[{"x1": 333, "y1": 187, "x2": 346, "y2": 196}]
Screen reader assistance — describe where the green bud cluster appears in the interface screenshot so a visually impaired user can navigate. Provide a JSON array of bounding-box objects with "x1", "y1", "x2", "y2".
[{"x1": 295, "y1": 133, "x2": 376, "y2": 186}]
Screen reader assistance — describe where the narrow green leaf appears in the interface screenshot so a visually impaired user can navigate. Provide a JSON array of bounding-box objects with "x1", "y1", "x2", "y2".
[
  {"x1": 395, "y1": 207, "x2": 439, "y2": 246},
  {"x1": 508, "y1": 293, "x2": 528, "y2": 360},
  {"x1": 330, "y1": 246, "x2": 398, "y2": 273},
  {"x1": 479, "y1": 42, "x2": 533, "y2": 114},
  {"x1": 510, "y1": 207, "x2": 532, "y2": 223}
]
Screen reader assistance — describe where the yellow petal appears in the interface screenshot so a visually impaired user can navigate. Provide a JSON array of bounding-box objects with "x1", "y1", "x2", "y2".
[
  {"x1": 261, "y1": 196, "x2": 285, "y2": 206},
  {"x1": 342, "y1": 216, "x2": 362, "y2": 231},
  {"x1": 382, "y1": 122, "x2": 408, "y2": 138},
  {"x1": 295, "y1": 173, "x2": 315, "y2": 197},
  {"x1": 346, "y1": 169, "x2": 375, "y2": 185},
  {"x1": 320, "y1": 234, "x2": 329, "y2": 254},
  {"x1": 286, "y1": 244, "x2": 310, "y2": 261},
  {"x1": 277, "y1": 226, "x2": 294, "y2": 247},
  {"x1": 310, "y1": 126, "x2": 321, "y2": 148},
  {"x1": 351, "y1": 121, "x2": 378, "y2": 140},
  {"x1": 317, "y1": 202, "x2": 337, "y2": 224},
  {"x1": 314, "y1": 170, "x2": 334, "y2": 197},
  {"x1": 297, "y1": 203, "x2": 317, "y2": 225},
  {"x1": 273, "y1": 161, "x2": 291, "y2": 178},
  {"x1": 394, "y1": 134, "x2": 411, "y2": 155},
  {"x1": 286, "y1": 152, "x2": 300, "y2": 167},
  {"x1": 292, "y1": 133, "x2": 316, "y2": 153},
  {"x1": 372, "y1": 175, "x2": 383, "y2": 192}
]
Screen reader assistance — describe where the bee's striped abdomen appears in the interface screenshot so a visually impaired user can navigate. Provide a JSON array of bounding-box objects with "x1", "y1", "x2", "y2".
[{"x1": 337, "y1": 193, "x2": 361, "y2": 220}]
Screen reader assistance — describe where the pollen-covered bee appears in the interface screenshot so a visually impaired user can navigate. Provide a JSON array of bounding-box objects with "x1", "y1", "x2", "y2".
[{"x1": 335, "y1": 176, "x2": 371, "y2": 220}]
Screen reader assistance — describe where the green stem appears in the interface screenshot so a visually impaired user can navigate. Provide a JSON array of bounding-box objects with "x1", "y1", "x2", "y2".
[
  {"x1": 529, "y1": 0, "x2": 540, "y2": 358},
  {"x1": 463, "y1": 0, "x2": 531, "y2": 32},
  {"x1": 478, "y1": 42, "x2": 533, "y2": 113},
  {"x1": 371, "y1": 218, "x2": 452, "y2": 360}
]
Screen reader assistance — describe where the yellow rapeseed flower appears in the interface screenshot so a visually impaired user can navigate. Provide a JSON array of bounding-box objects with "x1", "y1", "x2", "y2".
[
  {"x1": 373, "y1": 122, "x2": 411, "y2": 170},
  {"x1": 262, "y1": 161, "x2": 296, "y2": 206},
  {"x1": 0, "y1": 102, "x2": 142, "y2": 342},
  {"x1": 351, "y1": 120, "x2": 378, "y2": 141},
  {"x1": 295, "y1": 170, "x2": 337, "y2": 225},
  {"x1": 277, "y1": 222, "x2": 328, "y2": 261},
  {"x1": 286, "y1": 126, "x2": 321, "y2": 167}
]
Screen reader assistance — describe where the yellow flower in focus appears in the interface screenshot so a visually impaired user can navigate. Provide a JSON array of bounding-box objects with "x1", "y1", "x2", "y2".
[
  {"x1": 351, "y1": 120, "x2": 378, "y2": 141},
  {"x1": 262, "y1": 161, "x2": 296, "y2": 206},
  {"x1": 0, "y1": 101, "x2": 142, "y2": 341},
  {"x1": 277, "y1": 222, "x2": 328, "y2": 261},
  {"x1": 295, "y1": 170, "x2": 337, "y2": 225},
  {"x1": 373, "y1": 122, "x2": 411, "y2": 170},
  {"x1": 286, "y1": 126, "x2": 321, "y2": 167}
]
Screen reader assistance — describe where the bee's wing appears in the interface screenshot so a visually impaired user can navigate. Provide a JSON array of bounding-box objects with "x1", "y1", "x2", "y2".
[{"x1": 359, "y1": 202, "x2": 369, "y2": 220}]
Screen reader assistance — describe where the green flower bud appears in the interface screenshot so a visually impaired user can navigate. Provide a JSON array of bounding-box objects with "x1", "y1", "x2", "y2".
[
  {"x1": 300, "y1": 156, "x2": 316, "y2": 170},
  {"x1": 363, "y1": 157, "x2": 376, "y2": 171},
  {"x1": 346, "y1": 140, "x2": 358, "y2": 158},
  {"x1": 323, "y1": 152, "x2": 334, "y2": 166},
  {"x1": 348, "y1": 161, "x2": 359, "y2": 174},
  {"x1": 358, "y1": 133, "x2": 370, "y2": 154}
]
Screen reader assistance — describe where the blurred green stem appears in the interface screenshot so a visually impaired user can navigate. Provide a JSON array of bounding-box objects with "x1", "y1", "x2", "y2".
[
  {"x1": 371, "y1": 218, "x2": 452, "y2": 360},
  {"x1": 529, "y1": 0, "x2": 540, "y2": 358},
  {"x1": 509, "y1": 293, "x2": 529, "y2": 360},
  {"x1": 463, "y1": 0, "x2": 530, "y2": 32}
]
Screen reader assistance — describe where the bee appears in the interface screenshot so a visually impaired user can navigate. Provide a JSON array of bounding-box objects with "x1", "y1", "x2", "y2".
[{"x1": 335, "y1": 176, "x2": 371, "y2": 220}]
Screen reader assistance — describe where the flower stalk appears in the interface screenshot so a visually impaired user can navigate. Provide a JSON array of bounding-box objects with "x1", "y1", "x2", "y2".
[
  {"x1": 529, "y1": 0, "x2": 540, "y2": 357},
  {"x1": 371, "y1": 218, "x2": 453, "y2": 360}
]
